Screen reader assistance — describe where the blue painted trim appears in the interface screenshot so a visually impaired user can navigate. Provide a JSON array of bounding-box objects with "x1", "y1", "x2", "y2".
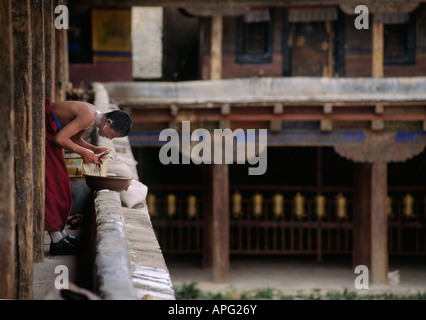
[{"x1": 128, "y1": 130, "x2": 367, "y2": 146}]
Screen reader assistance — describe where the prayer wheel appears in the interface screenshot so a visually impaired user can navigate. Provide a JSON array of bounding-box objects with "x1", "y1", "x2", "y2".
[
  {"x1": 335, "y1": 193, "x2": 347, "y2": 220},
  {"x1": 232, "y1": 191, "x2": 243, "y2": 218},
  {"x1": 147, "y1": 193, "x2": 156, "y2": 217},
  {"x1": 167, "y1": 194, "x2": 176, "y2": 218},
  {"x1": 387, "y1": 196, "x2": 393, "y2": 218},
  {"x1": 187, "y1": 195, "x2": 197, "y2": 219},
  {"x1": 252, "y1": 193, "x2": 263, "y2": 217},
  {"x1": 293, "y1": 192, "x2": 306, "y2": 220},
  {"x1": 272, "y1": 193, "x2": 284, "y2": 219},
  {"x1": 403, "y1": 193, "x2": 415, "y2": 218},
  {"x1": 315, "y1": 194, "x2": 326, "y2": 219}
]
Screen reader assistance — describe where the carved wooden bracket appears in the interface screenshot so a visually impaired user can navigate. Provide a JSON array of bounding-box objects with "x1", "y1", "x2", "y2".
[{"x1": 334, "y1": 132, "x2": 425, "y2": 163}]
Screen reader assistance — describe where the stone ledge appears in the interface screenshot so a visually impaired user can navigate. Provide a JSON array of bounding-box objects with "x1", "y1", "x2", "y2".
[
  {"x1": 122, "y1": 207, "x2": 176, "y2": 300},
  {"x1": 93, "y1": 190, "x2": 175, "y2": 300},
  {"x1": 94, "y1": 190, "x2": 138, "y2": 300}
]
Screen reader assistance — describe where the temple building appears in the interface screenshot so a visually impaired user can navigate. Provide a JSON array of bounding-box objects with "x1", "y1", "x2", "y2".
[
  {"x1": 2, "y1": 0, "x2": 426, "y2": 299},
  {"x1": 72, "y1": 0, "x2": 426, "y2": 285}
]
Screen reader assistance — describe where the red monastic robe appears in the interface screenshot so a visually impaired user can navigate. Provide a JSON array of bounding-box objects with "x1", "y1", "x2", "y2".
[{"x1": 45, "y1": 99, "x2": 72, "y2": 231}]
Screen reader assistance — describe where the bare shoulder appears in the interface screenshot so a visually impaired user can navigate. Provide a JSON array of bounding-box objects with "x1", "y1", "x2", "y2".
[
  {"x1": 52, "y1": 100, "x2": 96, "y2": 113},
  {"x1": 51, "y1": 100, "x2": 98, "y2": 127}
]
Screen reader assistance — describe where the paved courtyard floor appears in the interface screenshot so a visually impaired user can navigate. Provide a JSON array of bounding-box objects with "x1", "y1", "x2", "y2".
[{"x1": 166, "y1": 254, "x2": 426, "y2": 299}]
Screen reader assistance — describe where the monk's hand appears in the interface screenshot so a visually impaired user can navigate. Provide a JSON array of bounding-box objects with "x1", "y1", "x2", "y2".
[{"x1": 82, "y1": 149, "x2": 99, "y2": 164}]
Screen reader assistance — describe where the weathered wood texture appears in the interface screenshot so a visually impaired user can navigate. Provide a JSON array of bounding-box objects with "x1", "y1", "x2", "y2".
[
  {"x1": 202, "y1": 165, "x2": 213, "y2": 268},
  {"x1": 90, "y1": 0, "x2": 422, "y2": 14},
  {"x1": 0, "y1": 0, "x2": 16, "y2": 300},
  {"x1": 370, "y1": 162, "x2": 388, "y2": 284},
  {"x1": 211, "y1": 164, "x2": 229, "y2": 283},
  {"x1": 45, "y1": 0, "x2": 55, "y2": 100},
  {"x1": 31, "y1": 0, "x2": 45, "y2": 263},
  {"x1": 55, "y1": 0, "x2": 68, "y2": 101},
  {"x1": 372, "y1": 14, "x2": 384, "y2": 78},
  {"x1": 352, "y1": 163, "x2": 371, "y2": 268},
  {"x1": 12, "y1": 0, "x2": 33, "y2": 300},
  {"x1": 210, "y1": 15, "x2": 222, "y2": 80},
  {"x1": 202, "y1": 163, "x2": 230, "y2": 281},
  {"x1": 352, "y1": 161, "x2": 389, "y2": 284}
]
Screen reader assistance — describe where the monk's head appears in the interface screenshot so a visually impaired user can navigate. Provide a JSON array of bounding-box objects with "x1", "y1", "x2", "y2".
[{"x1": 99, "y1": 110, "x2": 132, "y2": 139}]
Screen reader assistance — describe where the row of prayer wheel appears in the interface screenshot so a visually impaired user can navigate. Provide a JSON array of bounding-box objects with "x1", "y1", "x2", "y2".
[
  {"x1": 232, "y1": 191, "x2": 348, "y2": 220},
  {"x1": 147, "y1": 194, "x2": 198, "y2": 218},
  {"x1": 146, "y1": 192, "x2": 420, "y2": 220}
]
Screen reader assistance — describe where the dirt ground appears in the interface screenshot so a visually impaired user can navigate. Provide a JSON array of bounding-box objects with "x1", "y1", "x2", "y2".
[{"x1": 166, "y1": 254, "x2": 426, "y2": 298}]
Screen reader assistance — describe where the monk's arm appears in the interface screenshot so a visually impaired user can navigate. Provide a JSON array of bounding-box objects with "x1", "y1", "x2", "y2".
[
  {"x1": 53, "y1": 120, "x2": 99, "y2": 164},
  {"x1": 72, "y1": 136, "x2": 108, "y2": 155}
]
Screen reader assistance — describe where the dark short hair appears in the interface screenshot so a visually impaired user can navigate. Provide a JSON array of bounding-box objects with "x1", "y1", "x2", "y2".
[{"x1": 105, "y1": 110, "x2": 132, "y2": 137}]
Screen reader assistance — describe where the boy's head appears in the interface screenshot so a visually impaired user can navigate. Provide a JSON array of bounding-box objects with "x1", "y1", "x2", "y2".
[{"x1": 104, "y1": 110, "x2": 132, "y2": 137}]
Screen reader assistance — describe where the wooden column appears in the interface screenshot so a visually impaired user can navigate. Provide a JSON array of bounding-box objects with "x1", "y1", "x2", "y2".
[
  {"x1": 210, "y1": 15, "x2": 222, "y2": 80},
  {"x1": 202, "y1": 165, "x2": 213, "y2": 268},
  {"x1": 372, "y1": 13, "x2": 384, "y2": 78},
  {"x1": 54, "y1": 0, "x2": 68, "y2": 101},
  {"x1": 210, "y1": 164, "x2": 229, "y2": 283},
  {"x1": 45, "y1": 0, "x2": 55, "y2": 100},
  {"x1": 199, "y1": 17, "x2": 210, "y2": 80},
  {"x1": 203, "y1": 163, "x2": 230, "y2": 281},
  {"x1": 12, "y1": 0, "x2": 33, "y2": 300},
  {"x1": 31, "y1": 0, "x2": 45, "y2": 262},
  {"x1": 352, "y1": 163, "x2": 371, "y2": 268},
  {"x1": 352, "y1": 162, "x2": 388, "y2": 284},
  {"x1": 0, "y1": 0, "x2": 16, "y2": 300},
  {"x1": 370, "y1": 162, "x2": 388, "y2": 284}
]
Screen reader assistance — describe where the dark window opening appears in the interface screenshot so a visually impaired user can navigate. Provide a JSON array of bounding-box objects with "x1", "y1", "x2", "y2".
[
  {"x1": 244, "y1": 21, "x2": 268, "y2": 55},
  {"x1": 384, "y1": 12, "x2": 416, "y2": 66},
  {"x1": 68, "y1": 10, "x2": 93, "y2": 64},
  {"x1": 385, "y1": 24, "x2": 407, "y2": 58},
  {"x1": 236, "y1": 9, "x2": 274, "y2": 64}
]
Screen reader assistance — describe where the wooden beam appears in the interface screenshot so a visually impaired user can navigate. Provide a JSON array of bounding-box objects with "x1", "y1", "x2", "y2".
[
  {"x1": 0, "y1": 0, "x2": 16, "y2": 300},
  {"x1": 12, "y1": 0, "x2": 33, "y2": 300},
  {"x1": 370, "y1": 162, "x2": 388, "y2": 284},
  {"x1": 210, "y1": 15, "x2": 222, "y2": 80},
  {"x1": 88, "y1": 0, "x2": 421, "y2": 14},
  {"x1": 270, "y1": 103, "x2": 283, "y2": 132},
  {"x1": 31, "y1": 0, "x2": 45, "y2": 263},
  {"x1": 372, "y1": 14, "x2": 384, "y2": 78}
]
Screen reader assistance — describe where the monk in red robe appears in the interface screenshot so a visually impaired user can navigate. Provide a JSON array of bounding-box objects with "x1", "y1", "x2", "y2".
[{"x1": 45, "y1": 99, "x2": 132, "y2": 255}]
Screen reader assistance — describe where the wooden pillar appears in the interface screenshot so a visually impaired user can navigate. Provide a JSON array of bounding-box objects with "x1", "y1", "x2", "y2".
[
  {"x1": 206, "y1": 164, "x2": 229, "y2": 283},
  {"x1": 0, "y1": 0, "x2": 16, "y2": 300},
  {"x1": 370, "y1": 162, "x2": 388, "y2": 284},
  {"x1": 352, "y1": 162, "x2": 388, "y2": 284},
  {"x1": 45, "y1": 0, "x2": 55, "y2": 100},
  {"x1": 210, "y1": 15, "x2": 222, "y2": 80},
  {"x1": 55, "y1": 0, "x2": 68, "y2": 101},
  {"x1": 212, "y1": 164, "x2": 229, "y2": 283},
  {"x1": 12, "y1": 0, "x2": 33, "y2": 300},
  {"x1": 372, "y1": 13, "x2": 384, "y2": 78},
  {"x1": 199, "y1": 17, "x2": 210, "y2": 80},
  {"x1": 31, "y1": 0, "x2": 45, "y2": 263},
  {"x1": 352, "y1": 163, "x2": 372, "y2": 268},
  {"x1": 202, "y1": 165, "x2": 213, "y2": 268}
]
